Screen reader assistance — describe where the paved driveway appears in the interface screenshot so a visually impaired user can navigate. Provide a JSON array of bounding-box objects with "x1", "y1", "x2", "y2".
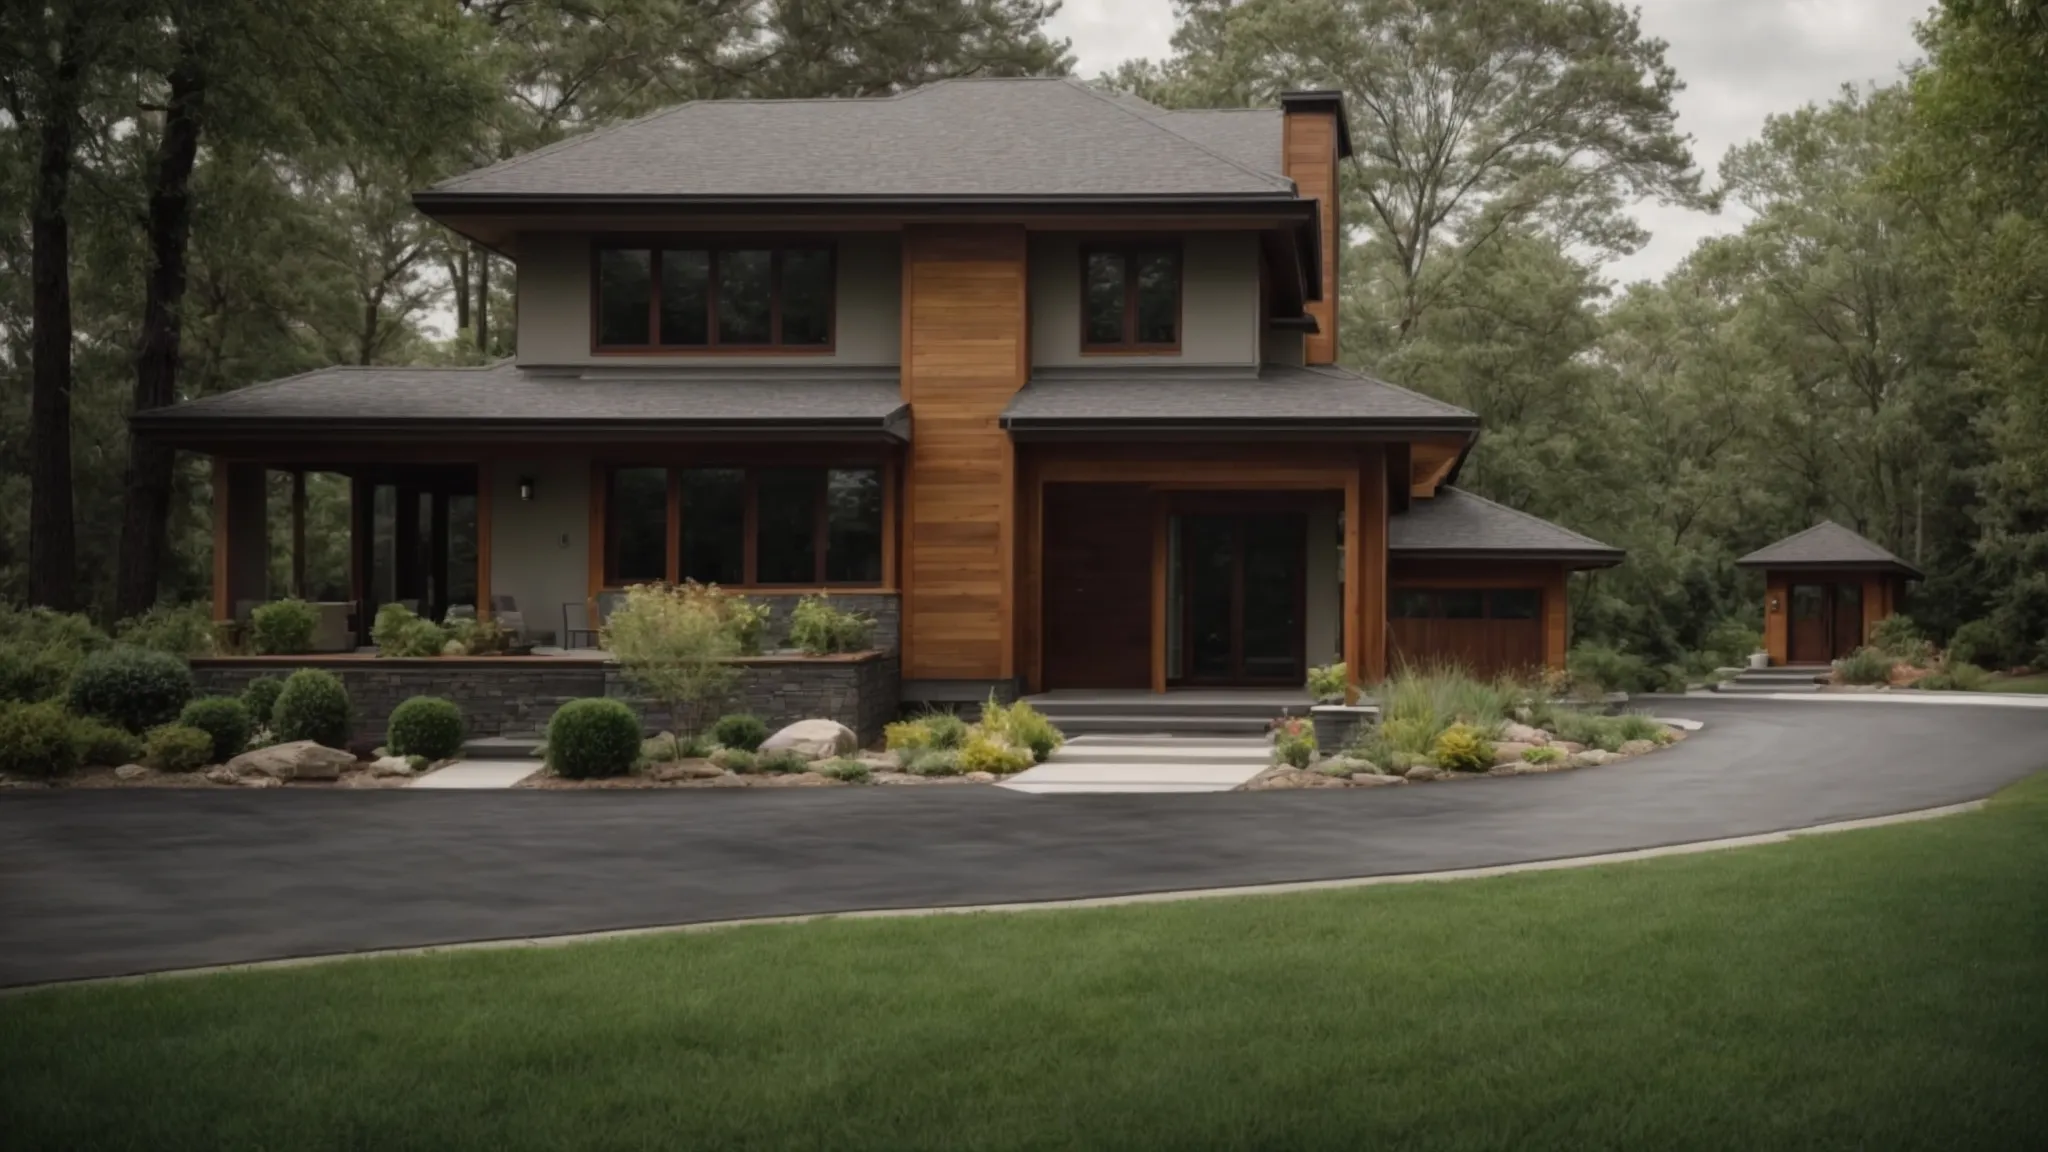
[{"x1": 4, "y1": 697, "x2": 2044, "y2": 987}]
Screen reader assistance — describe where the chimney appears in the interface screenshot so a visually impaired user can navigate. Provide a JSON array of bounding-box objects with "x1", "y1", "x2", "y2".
[{"x1": 1280, "y1": 91, "x2": 1352, "y2": 365}]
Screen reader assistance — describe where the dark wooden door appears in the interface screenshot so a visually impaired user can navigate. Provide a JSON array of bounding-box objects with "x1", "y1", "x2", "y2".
[
  {"x1": 1178, "y1": 512, "x2": 1306, "y2": 685},
  {"x1": 1042, "y1": 484, "x2": 1153, "y2": 689},
  {"x1": 1789, "y1": 583, "x2": 1829, "y2": 664},
  {"x1": 1831, "y1": 582, "x2": 1863, "y2": 659}
]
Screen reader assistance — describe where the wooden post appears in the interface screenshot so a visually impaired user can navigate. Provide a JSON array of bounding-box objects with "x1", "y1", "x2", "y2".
[
  {"x1": 1357, "y1": 444, "x2": 1389, "y2": 685},
  {"x1": 211, "y1": 457, "x2": 231, "y2": 622},
  {"x1": 1343, "y1": 464, "x2": 1362, "y2": 697},
  {"x1": 1150, "y1": 493, "x2": 1169, "y2": 693},
  {"x1": 349, "y1": 475, "x2": 372, "y2": 643},
  {"x1": 664, "y1": 467, "x2": 682, "y2": 584},
  {"x1": 475, "y1": 462, "x2": 493, "y2": 621},
  {"x1": 290, "y1": 469, "x2": 307, "y2": 598}
]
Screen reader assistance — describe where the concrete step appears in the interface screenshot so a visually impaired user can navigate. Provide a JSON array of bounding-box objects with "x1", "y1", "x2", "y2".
[
  {"x1": 1711, "y1": 680, "x2": 1822, "y2": 694},
  {"x1": 461, "y1": 735, "x2": 546, "y2": 760},
  {"x1": 1045, "y1": 714, "x2": 1276, "y2": 738},
  {"x1": 1728, "y1": 669, "x2": 1829, "y2": 683},
  {"x1": 1027, "y1": 699, "x2": 1306, "y2": 720}
]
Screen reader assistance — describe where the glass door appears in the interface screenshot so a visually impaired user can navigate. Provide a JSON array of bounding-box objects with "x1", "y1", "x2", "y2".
[{"x1": 1176, "y1": 512, "x2": 1306, "y2": 684}]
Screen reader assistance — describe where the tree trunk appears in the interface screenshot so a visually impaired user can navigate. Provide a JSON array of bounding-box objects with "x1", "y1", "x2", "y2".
[
  {"x1": 448, "y1": 246, "x2": 470, "y2": 335},
  {"x1": 114, "y1": 44, "x2": 205, "y2": 620},
  {"x1": 474, "y1": 244, "x2": 488, "y2": 354},
  {"x1": 26, "y1": 13, "x2": 87, "y2": 611}
]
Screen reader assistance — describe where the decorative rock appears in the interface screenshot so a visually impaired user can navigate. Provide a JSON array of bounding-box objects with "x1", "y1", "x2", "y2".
[
  {"x1": 204, "y1": 766, "x2": 239, "y2": 786},
  {"x1": 1554, "y1": 741, "x2": 1586, "y2": 754},
  {"x1": 1501, "y1": 723, "x2": 1549, "y2": 745},
  {"x1": 759, "y1": 719, "x2": 858, "y2": 762},
  {"x1": 368, "y1": 755, "x2": 415, "y2": 778},
  {"x1": 1247, "y1": 767, "x2": 1347, "y2": 789},
  {"x1": 677, "y1": 761, "x2": 724, "y2": 779},
  {"x1": 1491, "y1": 742, "x2": 1536, "y2": 766},
  {"x1": 228, "y1": 740, "x2": 356, "y2": 781},
  {"x1": 965, "y1": 771, "x2": 996, "y2": 783},
  {"x1": 113, "y1": 764, "x2": 150, "y2": 781},
  {"x1": 239, "y1": 774, "x2": 282, "y2": 788},
  {"x1": 1403, "y1": 764, "x2": 1441, "y2": 782},
  {"x1": 1618, "y1": 739, "x2": 1658, "y2": 756},
  {"x1": 1321, "y1": 756, "x2": 1378, "y2": 777},
  {"x1": 1487, "y1": 764, "x2": 1520, "y2": 776},
  {"x1": 1349, "y1": 772, "x2": 1405, "y2": 787},
  {"x1": 1570, "y1": 750, "x2": 1619, "y2": 768}
]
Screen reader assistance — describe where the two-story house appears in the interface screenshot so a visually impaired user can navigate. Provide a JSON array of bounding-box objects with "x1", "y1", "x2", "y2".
[{"x1": 136, "y1": 78, "x2": 1620, "y2": 705}]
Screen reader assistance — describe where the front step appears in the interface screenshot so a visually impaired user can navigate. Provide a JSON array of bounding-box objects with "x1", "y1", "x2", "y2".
[
  {"x1": 461, "y1": 735, "x2": 546, "y2": 760},
  {"x1": 1713, "y1": 681, "x2": 1822, "y2": 694},
  {"x1": 1713, "y1": 666, "x2": 1829, "y2": 693},
  {"x1": 1036, "y1": 713, "x2": 1276, "y2": 738}
]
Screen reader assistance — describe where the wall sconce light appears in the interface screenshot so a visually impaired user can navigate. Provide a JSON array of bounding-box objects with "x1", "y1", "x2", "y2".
[
  {"x1": 518, "y1": 476, "x2": 536, "y2": 502},
  {"x1": 1768, "y1": 595, "x2": 1782, "y2": 612}
]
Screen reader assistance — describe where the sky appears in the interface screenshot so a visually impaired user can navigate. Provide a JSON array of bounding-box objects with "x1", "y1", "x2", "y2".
[{"x1": 1048, "y1": 0, "x2": 1933, "y2": 286}]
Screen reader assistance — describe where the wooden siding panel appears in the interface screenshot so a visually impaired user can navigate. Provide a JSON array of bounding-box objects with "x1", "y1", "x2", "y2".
[
  {"x1": 900, "y1": 225, "x2": 1028, "y2": 680},
  {"x1": 1284, "y1": 110, "x2": 1339, "y2": 364}
]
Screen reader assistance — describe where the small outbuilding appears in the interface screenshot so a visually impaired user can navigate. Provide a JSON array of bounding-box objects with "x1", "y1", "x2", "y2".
[{"x1": 1736, "y1": 521, "x2": 1922, "y2": 666}]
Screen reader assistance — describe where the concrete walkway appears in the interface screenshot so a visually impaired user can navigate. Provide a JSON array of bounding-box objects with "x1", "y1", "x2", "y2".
[
  {"x1": 409, "y1": 761, "x2": 539, "y2": 789},
  {"x1": 1002, "y1": 736, "x2": 1271, "y2": 794}
]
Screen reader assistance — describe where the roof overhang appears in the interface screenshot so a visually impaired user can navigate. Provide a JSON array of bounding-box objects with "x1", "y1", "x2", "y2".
[
  {"x1": 130, "y1": 410, "x2": 911, "y2": 449},
  {"x1": 1001, "y1": 418, "x2": 1480, "y2": 442},
  {"x1": 1732, "y1": 558, "x2": 1922, "y2": 579},
  {"x1": 1392, "y1": 547, "x2": 1624, "y2": 571}
]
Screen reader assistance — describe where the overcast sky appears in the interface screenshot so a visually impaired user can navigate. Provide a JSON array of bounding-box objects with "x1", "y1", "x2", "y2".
[{"x1": 1050, "y1": 0, "x2": 1933, "y2": 285}]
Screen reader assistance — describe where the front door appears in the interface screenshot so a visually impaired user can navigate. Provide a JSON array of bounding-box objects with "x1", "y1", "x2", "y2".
[
  {"x1": 1179, "y1": 512, "x2": 1306, "y2": 684},
  {"x1": 1831, "y1": 581, "x2": 1863, "y2": 659},
  {"x1": 1042, "y1": 483, "x2": 1154, "y2": 689},
  {"x1": 1788, "y1": 583, "x2": 1829, "y2": 664}
]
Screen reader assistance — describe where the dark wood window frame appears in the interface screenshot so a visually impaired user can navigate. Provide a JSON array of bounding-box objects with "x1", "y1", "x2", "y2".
[
  {"x1": 1391, "y1": 587, "x2": 1543, "y2": 620},
  {"x1": 598, "y1": 461, "x2": 885, "y2": 590},
  {"x1": 1080, "y1": 241, "x2": 1184, "y2": 353},
  {"x1": 590, "y1": 239, "x2": 837, "y2": 354}
]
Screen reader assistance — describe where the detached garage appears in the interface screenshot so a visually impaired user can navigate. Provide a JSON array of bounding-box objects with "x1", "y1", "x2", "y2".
[{"x1": 1386, "y1": 488, "x2": 1622, "y2": 678}]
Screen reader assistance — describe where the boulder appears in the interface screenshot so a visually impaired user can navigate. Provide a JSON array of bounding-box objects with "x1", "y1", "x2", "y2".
[
  {"x1": 1491, "y1": 742, "x2": 1536, "y2": 766},
  {"x1": 368, "y1": 755, "x2": 415, "y2": 778},
  {"x1": 759, "y1": 719, "x2": 857, "y2": 762},
  {"x1": 1501, "y1": 723, "x2": 1549, "y2": 745},
  {"x1": 1320, "y1": 757, "x2": 1378, "y2": 777},
  {"x1": 228, "y1": 740, "x2": 356, "y2": 781},
  {"x1": 1403, "y1": 764, "x2": 1441, "y2": 782},
  {"x1": 204, "y1": 766, "x2": 239, "y2": 786},
  {"x1": 1247, "y1": 767, "x2": 1347, "y2": 790},
  {"x1": 113, "y1": 764, "x2": 150, "y2": 781},
  {"x1": 965, "y1": 771, "x2": 997, "y2": 783},
  {"x1": 1570, "y1": 750, "x2": 1619, "y2": 769},
  {"x1": 1349, "y1": 772, "x2": 1405, "y2": 787},
  {"x1": 1553, "y1": 741, "x2": 1586, "y2": 755},
  {"x1": 1618, "y1": 739, "x2": 1658, "y2": 757},
  {"x1": 239, "y1": 774, "x2": 282, "y2": 788}
]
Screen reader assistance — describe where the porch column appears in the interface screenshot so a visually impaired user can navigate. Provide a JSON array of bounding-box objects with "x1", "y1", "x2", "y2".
[
  {"x1": 290, "y1": 469, "x2": 307, "y2": 598},
  {"x1": 210, "y1": 459, "x2": 269, "y2": 622},
  {"x1": 1763, "y1": 572, "x2": 1789, "y2": 666},
  {"x1": 1345, "y1": 445, "x2": 1389, "y2": 692},
  {"x1": 476, "y1": 462, "x2": 493, "y2": 620}
]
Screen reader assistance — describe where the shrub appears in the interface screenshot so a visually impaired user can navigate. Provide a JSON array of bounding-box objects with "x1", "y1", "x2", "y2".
[
  {"x1": 728, "y1": 599, "x2": 774, "y2": 656},
  {"x1": 1521, "y1": 745, "x2": 1565, "y2": 766},
  {"x1": 922, "y1": 710, "x2": 970, "y2": 750},
  {"x1": 786, "y1": 594, "x2": 875, "y2": 655},
  {"x1": 678, "y1": 732, "x2": 715, "y2": 758},
  {"x1": 1869, "y1": 615, "x2": 1934, "y2": 666},
  {"x1": 1551, "y1": 711, "x2": 1625, "y2": 752},
  {"x1": 179, "y1": 696, "x2": 254, "y2": 764},
  {"x1": 248, "y1": 598, "x2": 320, "y2": 655},
  {"x1": 1305, "y1": 661, "x2": 1348, "y2": 703},
  {"x1": 372, "y1": 603, "x2": 448, "y2": 658},
  {"x1": 272, "y1": 668, "x2": 353, "y2": 748},
  {"x1": 145, "y1": 724, "x2": 215, "y2": 773},
  {"x1": 546, "y1": 698, "x2": 641, "y2": 778},
  {"x1": 1566, "y1": 644, "x2": 1682, "y2": 695},
  {"x1": 758, "y1": 748, "x2": 812, "y2": 775},
  {"x1": 67, "y1": 646, "x2": 194, "y2": 733},
  {"x1": 444, "y1": 616, "x2": 515, "y2": 656},
  {"x1": 1272, "y1": 732, "x2": 1316, "y2": 769},
  {"x1": 0, "y1": 702, "x2": 81, "y2": 778},
  {"x1": 903, "y1": 748, "x2": 963, "y2": 777},
  {"x1": 388, "y1": 696, "x2": 466, "y2": 760},
  {"x1": 711, "y1": 747, "x2": 758, "y2": 774},
  {"x1": 977, "y1": 696, "x2": 1064, "y2": 763},
  {"x1": 1834, "y1": 647, "x2": 1893, "y2": 686},
  {"x1": 72, "y1": 717, "x2": 143, "y2": 766},
  {"x1": 603, "y1": 582, "x2": 745, "y2": 735},
  {"x1": 1432, "y1": 723, "x2": 1495, "y2": 773},
  {"x1": 1699, "y1": 617, "x2": 1765, "y2": 668},
  {"x1": 960, "y1": 734, "x2": 1034, "y2": 775},
  {"x1": 816, "y1": 758, "x2": 872, "y2": 783},
  {"x1": 1917, "y1": 662, "x2": 1992, "y2": 692},
  {"x1": 115, "y1": 603, "x2": 217, "y2": 657},
  {"x1": 1613, "y1": 712, "x2": 1667, "y2": 744},
  {"x1": 241, "y1": 675, "x2": 284, "y2": 726},
  {"x1": 711, "y1": 712, "x2": 769, "y2": 752},
  {"x1": 885, "y1": 719, "x2": 935, "y2": 752},
  {"x1": 1944, "y1": 619, "x2": 2006, "y2": 671},
  {"x1": 0, "y1": 642, "x2": 77, "y2": 704}
]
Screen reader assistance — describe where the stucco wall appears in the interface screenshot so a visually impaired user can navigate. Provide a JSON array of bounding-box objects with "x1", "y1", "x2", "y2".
[
  {"x1": 1305, "y1": 496, "x2": 1342, "y2": 667},
  {"x1": 514, "y1": 232, "x2": 902, "y2": 367},
  {"x1": 1029, "y1": 232, "x2": 1260, "y2": 367},
  {"x1": 489, "y1": 455, "x2": 590, "y2": 644}
]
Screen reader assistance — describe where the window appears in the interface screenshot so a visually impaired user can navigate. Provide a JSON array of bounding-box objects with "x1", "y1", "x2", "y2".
[
  {"x1": 1441, "y1": 590, "x2": 1485, "y2": 619},
  {"x1": 1488, "y1": 590, "x2": 1541, "y2": 620},
  {"x1": 606, "y1": 464, "x2": 885, "y2": 588},
  {"x1": 1391, "y1": 589, "x2": 1436, "y2": 619},
  {"x1": 593, "y1": 242, "x2": 834, "y2": 351},
  {"x1": 1082, "y1": 244, "x2": 1181, "y2": 350}
]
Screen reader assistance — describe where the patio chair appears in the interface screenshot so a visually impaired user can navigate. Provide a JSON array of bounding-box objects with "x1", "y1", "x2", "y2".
[
  {"x1": 561, "y1": 600, "x2": 597, "y2": 648},
  {"x1": 488, "y1": 594, "x2": 526, "y2": 639},
  {"x1": 310, "y1": 601, "x2": 354, "y2": 652}
]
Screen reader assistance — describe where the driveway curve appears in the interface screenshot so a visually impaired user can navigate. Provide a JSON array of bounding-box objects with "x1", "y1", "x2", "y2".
[{"x1": 4, "y1": 697, "x2": 2044, "y2": 987}]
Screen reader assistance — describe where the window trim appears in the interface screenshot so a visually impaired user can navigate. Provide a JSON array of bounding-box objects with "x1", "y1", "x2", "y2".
[
  {"x1": 589, "y1": 238, "x2": 837, "y2": 355},
  {"x1": 1079, "y1": 241, "x2": 1184, "y2": 354},
  {"x1": 595, "y1": 459, "x2": 889, "y2": 592}
]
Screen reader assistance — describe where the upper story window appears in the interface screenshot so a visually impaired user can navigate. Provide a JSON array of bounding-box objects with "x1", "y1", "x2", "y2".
[
  {"x1": 593, "y1": 241, "x2": 834, "y2": 352},
  {"x1": 1082, "y1": 243, "x2": 1181, "y2": 352}
]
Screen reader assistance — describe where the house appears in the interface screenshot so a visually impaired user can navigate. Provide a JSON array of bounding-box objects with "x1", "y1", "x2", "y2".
[
  {"x1": 1737, "y1": 521, "x2": 1919, "y2": 666},
  {"x1": 135, "y1": 78, "x2": 1621, "y2": 713}
]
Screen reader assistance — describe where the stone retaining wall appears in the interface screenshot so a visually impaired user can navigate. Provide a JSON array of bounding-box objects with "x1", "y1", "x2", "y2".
[{"x1": 190, "y1": 653, "x2": 899, "y2": 748}]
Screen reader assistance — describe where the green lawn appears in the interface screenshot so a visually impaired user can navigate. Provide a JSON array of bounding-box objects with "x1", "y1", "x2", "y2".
[
  {"x1": 7, "y1": 780, "x2": 2048, "y2": 1151},
  {"x1": 1984, "y1": 671, "x2": 2048, "y2": 694}
]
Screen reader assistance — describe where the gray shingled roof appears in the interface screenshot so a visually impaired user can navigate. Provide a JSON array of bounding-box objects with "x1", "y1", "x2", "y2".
[
  {"x1": 423, "y1": 78, "x2": 1296, "y2": 201},
  {"x1": 1735, "y1": 521, "x2": 1922, "y2": 577},
  {"x1": 1001, "y1": 365, "x2": 1478, "y2": 433},
  {"x1": 131, "y1": 362, "x2": 910, "y2": 441},
  {"x1": 1390, "y1": 487, "x2": 1623, "y2": 567}
]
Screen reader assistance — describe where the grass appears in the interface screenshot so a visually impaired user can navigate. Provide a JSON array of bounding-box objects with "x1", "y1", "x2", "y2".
[
  {"x1": 1984, "y1": 671, "x2": 2048, "y2": 694},
  {"x1": 7, "y1": 777, "x2": 2048, "y2": 1150}
]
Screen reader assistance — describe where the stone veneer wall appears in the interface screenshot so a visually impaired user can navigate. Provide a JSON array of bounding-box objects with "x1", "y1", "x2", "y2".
[{"x1": 190, "y1": 652, "x2": 899, "y2": 748}]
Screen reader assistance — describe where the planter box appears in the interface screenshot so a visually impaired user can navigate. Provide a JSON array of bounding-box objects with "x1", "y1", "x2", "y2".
[{"x1": 1309, "y1": 704, "x2": 1377, "y2": 753}]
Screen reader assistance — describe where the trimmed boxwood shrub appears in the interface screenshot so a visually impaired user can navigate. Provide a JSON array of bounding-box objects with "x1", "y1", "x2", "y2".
[
  {"x1": 72, "y1": 717, "x2": 144, "y2": 767},
  {"x1": 241, "y1": 675, "x2": 284, "y2": 729},
  {"x1": 249, "y1": 599, "x2": 319, "y2": 655},
  {"x1": 0, "y1": 702, "x2": 82, "y2": 779},
  {"x1": 145, "y1": 724, "x2": 215, "y2": 773},
  {"x1": 179, "y1": 696, "x2": 253, "y2": 764},
  {"x1": 711, "y1": 712, "x2": 769, "y2": 752},
  {"x1": 272, "y1": 668, "x2": 352, "y2": 749},
  {"x1": 546, "y1": 698, "x2": 642, "y2": 779},
  {"x1": 67, "y1": 645, "x2": 194, "y2": 733},
  {"x1": 0, "y1": 642, "x2": 78, "y2": 704},
  {"x1": 388, "y1": 695, "x2": 465, "y2": 760}
]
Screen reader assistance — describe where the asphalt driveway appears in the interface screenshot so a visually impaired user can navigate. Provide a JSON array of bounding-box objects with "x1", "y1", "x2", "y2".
[{"x1": 4, "y1": 697, "x2": 2045, "y2": 987}]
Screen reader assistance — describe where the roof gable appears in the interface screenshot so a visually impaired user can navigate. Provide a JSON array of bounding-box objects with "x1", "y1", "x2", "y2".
[
  {"x1": 1734, "y1": 521, "x2": 1921, "y2": 577},
  {"x1": 427, "y1": 78, "x2": 1296, "y2": 202},
  {"x1": 1390, "y1": 487, "x2": 1622, "y2": 567}
]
